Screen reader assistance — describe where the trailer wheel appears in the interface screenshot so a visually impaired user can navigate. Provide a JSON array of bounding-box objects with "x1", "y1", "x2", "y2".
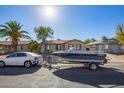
[{"x1": 89, "y1": 63, "x2": 99, "y2": 70}]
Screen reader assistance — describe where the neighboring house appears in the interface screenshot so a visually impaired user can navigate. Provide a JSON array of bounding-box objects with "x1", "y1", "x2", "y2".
[
  {"x1": 41, "y1": 39, "x2": 87, "y2": 52},
  {"x1": 87, "y1": 39, "x2": 124, "y2": 54},
  {"x1": 0, "y1": 41, "x2": 31, "y2": 53}
]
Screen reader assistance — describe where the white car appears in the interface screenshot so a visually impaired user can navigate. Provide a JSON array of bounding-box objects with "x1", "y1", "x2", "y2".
[{"x1": 0, "y1": 52, "x2": 44, "y2": 68}]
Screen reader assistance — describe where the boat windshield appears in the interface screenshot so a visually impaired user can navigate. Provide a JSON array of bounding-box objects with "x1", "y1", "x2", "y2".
[{"x1": 68, "y1": 47, "x2": 76, "y2": 52}]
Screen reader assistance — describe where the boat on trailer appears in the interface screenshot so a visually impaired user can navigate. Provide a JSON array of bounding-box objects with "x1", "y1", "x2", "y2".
[{"x1": 51, "y1": 47, "x2": 108, "y2": 70}]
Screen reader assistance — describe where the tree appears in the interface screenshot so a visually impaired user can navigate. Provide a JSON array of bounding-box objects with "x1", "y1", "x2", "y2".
[
  {"x1": 115, "y1": 24, "x2": 124, "y2": 44},
  {"x1": 91, "y1": 38, "x2": 96, "y2": 42},
  {"x1": 84, "y1": 39, "x2": 91, "y2": 44},
  {"x1": 102, "y1": 36, "x2": 108, "y2": 41},
  {"x1": 84, "y1": 38, "x2": 97, "y2": 44},
  {"x1": 34, "y1": 26, "x2": 54, "y2": 53},
  {"x1": 29, "y1": 40, "x2": 40, "y2": 53},
  {"x1": 0, "y1": 21, "x2": 31, "y2": 52}
]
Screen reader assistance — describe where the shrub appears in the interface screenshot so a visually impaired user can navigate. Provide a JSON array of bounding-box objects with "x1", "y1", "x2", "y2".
[{"x1": 0, "y1": 50, "x2": 5, "y2": 55}]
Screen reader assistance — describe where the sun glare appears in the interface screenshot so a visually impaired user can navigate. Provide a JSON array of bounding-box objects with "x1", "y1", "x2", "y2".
[{"x1": 41, "y1": 6, "x2": 58, "y2": 20}]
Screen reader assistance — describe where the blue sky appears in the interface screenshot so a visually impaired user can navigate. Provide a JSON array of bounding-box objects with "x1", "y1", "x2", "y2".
[{"x1": 0, "y1": 5, "x2": 124, "y2": 41}]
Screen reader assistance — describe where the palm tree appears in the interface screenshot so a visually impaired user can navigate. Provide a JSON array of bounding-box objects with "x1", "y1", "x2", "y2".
[
  {"x1": 0, "y1": 21, "x2": 31, "y2": 52},
  {"x1": 115, "y1": 24, "x2": 124, "y2": 44},
  {"x1": 34, "y1": 26, "x2": 54, "y2": 53}
]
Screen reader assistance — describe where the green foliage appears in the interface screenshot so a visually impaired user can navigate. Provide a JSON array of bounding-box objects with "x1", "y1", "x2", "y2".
[
  {"x1": 34, "y1": 26, "x2": 54, "y2": 41},
  {"x1": 29, "y1": 41, "x2": 40, "y2": 53},
  {"x1": 0, "y1": 21, "x2": 31, "y2": 40},
  {"x1": 115, "y1": 24, "x2": 124, "y2": 44},
  {"x1": 0, "y1": 50, "x2": 5, "y2": 55},
  {"x1": 84, "y1": 38, "x2": 97, "y2": 44},
  {"x1": 102, "y1": 36, "x2": 108, "y2": 41}
]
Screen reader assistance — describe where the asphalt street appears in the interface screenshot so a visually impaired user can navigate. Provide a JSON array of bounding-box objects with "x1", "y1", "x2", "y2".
[{"x1": 0, "y1": 62, "x2": 124, "y2": 88}]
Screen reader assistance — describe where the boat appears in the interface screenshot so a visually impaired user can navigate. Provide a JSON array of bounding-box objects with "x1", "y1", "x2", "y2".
[{"x1": 51, "y1": 47, "x2": 108, "y2": 70}]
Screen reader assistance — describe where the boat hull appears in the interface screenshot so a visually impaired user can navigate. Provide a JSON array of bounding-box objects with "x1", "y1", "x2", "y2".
[{"x1": 52, "y1": 52, "x2": 107, "y2": 63}]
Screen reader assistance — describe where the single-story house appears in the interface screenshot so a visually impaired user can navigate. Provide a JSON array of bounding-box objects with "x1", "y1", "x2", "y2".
[
  {"x1": 0, "y1": 38, "x2": 124, "y2": 54},
  {"x1": 87, "y1": 39, "x2": 124, "y2": 54},
  {"x1": 0, "y1": 41, "x2": 31, "y2": 53},
  {"x1": 41, "y1": 39, "x2": 87, "y2": 52}
]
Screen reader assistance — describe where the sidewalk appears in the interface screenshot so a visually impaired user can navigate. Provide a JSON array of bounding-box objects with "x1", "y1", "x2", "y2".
[{"x1": 107, "y1": 54, "x2": 124, "y2": 62}]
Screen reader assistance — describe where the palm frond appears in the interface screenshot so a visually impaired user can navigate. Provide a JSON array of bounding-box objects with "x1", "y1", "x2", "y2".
[
  {"x1": 0, "y1": 25, "x2": 10, "y2": 30},
  {"x1": 34, "y1": 26, "x2": 54, "y2": 41},
  {"x1": 20, "y1": 30, "x2": 30, "y2": 35},
  {"x1": 5, "y1": 37, "x2": 11, "y2": 41},
  {"x1": 21, "y1": 35, "x2": 31, "y2": 39}
]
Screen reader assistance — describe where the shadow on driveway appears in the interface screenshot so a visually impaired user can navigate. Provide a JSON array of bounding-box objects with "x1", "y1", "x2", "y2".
[
  {"x1": 0, "y1": 66, "x2": 41, "y2": 76},
  {"x1": 53, "y1": 67, "x2": 124, "y2": 88}
]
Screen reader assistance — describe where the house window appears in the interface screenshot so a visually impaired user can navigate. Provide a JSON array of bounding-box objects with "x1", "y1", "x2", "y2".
[
  {"x1": 5, "y1": 45, "x2": 7, "y2": 48},
  {"x1": 56, "y1": 45, "x2": 61, "y2": 50},
  {"x1": 0, "y1": 45, "x2": 3, "y2": 49},
  {"x1": 68, "y1": 44, "x2": 73, "y2": 49},
  {"x1": 47, "y1": 45, "x2": 50, "y2": 50},
  {"x1": 76, "y1": 44, "x2": 81, "y2": 50},
  {"x1": 105, "y1": 45, "x2": 109, "y2": 49},
  {"x1": 86, "y1": 48, "x2": 90, "y2": 51},
  {"x1": 21, "y1": 45, "x2": 23, "y2": 50}
]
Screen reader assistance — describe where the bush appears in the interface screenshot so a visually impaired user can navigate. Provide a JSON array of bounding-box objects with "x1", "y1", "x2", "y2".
[{"x1": 0, "y1": 50, "x2": 5, "y2": 55}]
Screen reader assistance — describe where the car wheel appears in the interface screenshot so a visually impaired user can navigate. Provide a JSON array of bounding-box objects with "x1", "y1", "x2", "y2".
[
  {"x1": 0, "y1": 61, "x2": 5, "y2": 67},
  {"x1": 24, "y1": 61, "x2": 32, "y2": 68},
  {"x1": 89, "y1": 63, "x2": 99, "y2": 70}
]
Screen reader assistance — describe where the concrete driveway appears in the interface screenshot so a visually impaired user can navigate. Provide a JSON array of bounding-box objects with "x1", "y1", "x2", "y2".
[
  {"x1": 0, "y1": 62, "x2": 124, "y2": 88},
  {"x1": 107, "y1": 54, "x2": 124, "y2": 62}
]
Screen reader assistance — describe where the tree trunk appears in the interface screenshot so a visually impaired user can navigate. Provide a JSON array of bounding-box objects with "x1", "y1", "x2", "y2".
[
  {"x1": 12, "y1": 39, "x2": 18, "y2": 52},
  {"x1": 42, "y1": 40, "x2": 48, "y2": 61},
  {"x1": 13, "y1": 45, "x2": 17, "y2": 52},
  {"x1": 42, "y1": 40, "x2": 47, "y2": 53},
  {"x1": 44, "y1": 43, "x2": 47, "y2": 53}
]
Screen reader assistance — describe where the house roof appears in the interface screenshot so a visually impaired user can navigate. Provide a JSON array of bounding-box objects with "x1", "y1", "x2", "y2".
[
  {"x1": 86, "y1": 42, "x2": 100, "y2": 45},
  {"x1": 46, "y1": 39, "x2": 84, "y2": 45},
  {"x1": 46, "y1": 40, "x2": 69, "y2": 45},
  {"x1": 87, "y1": 39, "x2": 119, "y2": 45},
  {"x1": 0, "y1": 41, "x2": 31, "y2": 45},
  {"x1": 64, "y1": 39, "x2": 84, "y2": 44}
]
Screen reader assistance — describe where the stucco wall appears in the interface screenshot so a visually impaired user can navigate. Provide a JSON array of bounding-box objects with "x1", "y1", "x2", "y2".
[
  {"x1": 0, "y1": 44, "x2": 30, "y2": 53},
  {"x1": 17, "y1": 44, "x2": 30, "y2": 52},
  {"x1": 88, "y1": 43, "x2": 124, "y2": 54},
  {"x1": 64, "y1": 40, "x2": 86, "y2": 50}
]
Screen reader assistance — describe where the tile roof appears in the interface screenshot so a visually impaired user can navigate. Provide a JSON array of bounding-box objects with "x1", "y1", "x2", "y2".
[
  {"x1": 46, "y1": 39, "x2": 84, "y2": 45},
  {"x1": 87, "y1": 39, "x2": 119, "y2": 45},
  {"x1": 0, "y1": 41, "x2": 31, "y2": 45},
  {"x1": 86, "y1": 42, "x2": 100, "y2": 45},
  {"x1": 46, "y1": 40, "x2": 69, "y2": 44}
]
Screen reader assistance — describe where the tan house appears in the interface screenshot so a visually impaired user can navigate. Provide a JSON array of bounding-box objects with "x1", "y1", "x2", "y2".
[
  {"x1": 87, "y1": 39, "x2": 124, "y2": 54},
  {"x1": 41, "y1": 39, "x2": 87, "y2": 52},
  {"x1": 0, "y1": 41, "x2": 31, "y2": 53}
]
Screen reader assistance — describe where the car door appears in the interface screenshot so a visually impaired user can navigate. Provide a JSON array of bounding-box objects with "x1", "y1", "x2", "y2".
[
  {"x1": 16, "y1": 53, "x2": 28, "y2": 65},
  {"x1": 5, "y1": 53, "x2": 18, "y2": 65}
]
